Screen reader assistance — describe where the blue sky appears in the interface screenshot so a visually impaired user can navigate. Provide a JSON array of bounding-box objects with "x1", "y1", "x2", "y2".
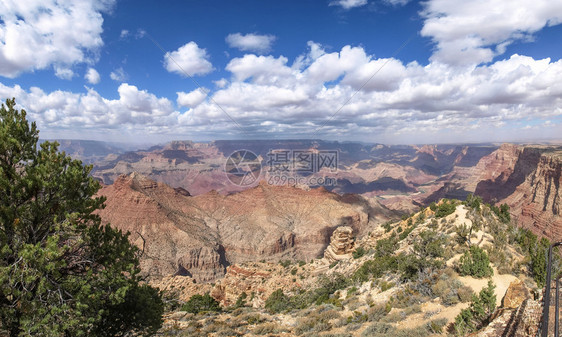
[{"x1": 1, "y1": 0, "x2": 562, "y2": 144}]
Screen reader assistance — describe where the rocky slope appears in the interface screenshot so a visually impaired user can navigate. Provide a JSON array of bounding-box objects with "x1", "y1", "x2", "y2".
[
  {"x1": 424, "y1": 144, "x2": 562, "y2": 241},
  {"x1": 155, "y1": 202, "x2": 544, "y2": 337},
  {"x1": 96, "y1": 173, "x2": 393, "y2": 282}
]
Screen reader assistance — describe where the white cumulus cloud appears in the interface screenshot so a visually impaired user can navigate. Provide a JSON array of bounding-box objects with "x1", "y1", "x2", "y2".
[
  {"x1": 110, "y1": 67, "x2": 127, "y2": 82},
  {"x1": 85, "y1": 68, "x2": 100, "y2": 84},
  {"x1": 164, "y1": 42, "x2": 214, "y2": 77},
  {"x1": 226, "y1": 33, "x2": 276, "y2": 53},
  {"x1": 177, "y1": 89, "x2": 208, "y2": 108},
  {"x1": 329, "y1": 0, "x2": 368, "y2": 10},
  {"x1": 0, "y1": 0, "x2": 114, "y2": 78},
  {"x1": 421, "y1": 0, "x2": 562, "y2": 66}
]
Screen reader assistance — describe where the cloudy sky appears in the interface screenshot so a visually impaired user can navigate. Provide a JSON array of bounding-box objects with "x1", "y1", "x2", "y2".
[{"x1": 1, "y1": 0, "x2": 561, "y2": 144}]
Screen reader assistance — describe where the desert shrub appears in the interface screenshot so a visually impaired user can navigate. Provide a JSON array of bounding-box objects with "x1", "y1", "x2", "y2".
[
  {"x1": 317, "y1": 309, "x2": 341, "y2": 321},
  {"x1": 391, "y1": 285, "x2": 426, "y2": 309},
  {"x1": 414, "y1": 230, "x2": 447, "y2": 258},
  {"x1": 443, "y1": 246, "x2": 455, "y2": 260},
  {"x1": 367, "y1": 303, "x2": 390, "y2": 322},
  {"x1": 404, "y1": 304, "x2": 422, "y2": 315},
  {"x1": 353, "y1": 246, "x2": 367, "y2": 259},
  {"x1": 454, "y1": 280, "x2": 496, "y2": 335},
  {"x1": 412, "y1": 268, "x2": 440, "y2": 297},
  {"x1": 265, "y1": 289, "x2": 290, "y2": 313},
  {"x1": 454, "y1": 223, "x2": 472, "y2": 244},
  {"x1": 294, "y1": 317, "x2": 327, "y2": 335},
  {"x1": 182, "y1": 293, "x2": 221, "y2": 314},
  {"x1": 214, "y1": 328, "x2": 242, "y2": 336},
  {"x1": 435, "y1": 199, "x2": 457, "y2": 218},
  {"x1": 426, "y1": 318, "x2": 448, "y2": 334},
  {"x1": 429, "y1": 218, "x2": 439, "y2": 229},
  {"x1": 267, "y1": 273, "x2": 349, "y2": 312},
  {"x1": 457, "y1": 286, "x2": 475, "y2": 303},
  {"x1": 375, "y1": 236, "x2": 398, "y2": 257},
  {"x1": 399, "y1": 224, "x2": 415, "y2": 240},
  {"x1": 347, "y1": 310, "x2": 368, "y2": 324},
  {"x1": 344, "y1": 297, "x2": 361, "y2": 311},
  {"x1": 394, "y1": 328, "x2": 430, "y2": 337},
  {"x1": 380, "y1": 281, "x2": 394, "y2": 292},
  {"x1": 361, "y1": 323, "x2": 396, "y2": 337},
  {"x1": 515, "y1": 229, "x2": 553, "y2": 287},
  {"x1": 464, "y1": 193, "x2": 482, "y2": 210},
  {"x1": 458, "y1": 245, "x2": 493, "y2": 278},
  {"x1": 347, "y1": 286, "x2": 358, "y2": 297},
  {"x1": 382, "y1": 221, "x2": 394, "y2": 233},
  {"x1": 381, "y1": 310, "x2": 405, "y2": 323},
  {"x1": 291, "y1": 268, "x2": 298, "y2": 275},
  {"x1": 491, "y1": 203, "x2": 511, "y2": 223},
  {"x1": 280, "y1": 260, "x2": 292, "y2": 268},
  {"x1": 252, "y1": 322, "x2": 282, "y2": 334},
  {"x1": 298, "y1": 260, "x2": 306, "y2": 267},
  {"x1": 234, "y1": 292, "x2": 247, "y2": 308},
  {"x1": 432, "y1": 277, "x2": 467, "y2": 306},
  {"x1": 345, "y1": 322, "x2": 364, "y2": 331},
  {"x1": 201, "y1": 319, "x2": 228, "y2": 334},
  {"x1": 352, "y1": 253, "x2": 433, "y2": 284}
]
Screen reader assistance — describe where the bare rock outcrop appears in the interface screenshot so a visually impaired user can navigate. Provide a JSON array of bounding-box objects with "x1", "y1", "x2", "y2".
[
  {"x1": 97, "y1": 173, "x2": 377, "y2": 282},
  {"x1": 323, "y1": 226, "x2": 355, "y2": 262},
  {"x1": 502, "y1": 279, "x2": 531, "y2": 309}
]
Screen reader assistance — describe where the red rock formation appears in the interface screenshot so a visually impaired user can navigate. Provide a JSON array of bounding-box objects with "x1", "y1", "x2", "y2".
[
  {"x1": 469, "y1": 145, "x2": 561, "y2": 239},
  {"x1": 97, "y1": 173, "x2": 380, "y2": 282},
  {"x1": 500, "y1": 151, "x2": 562, "y2": 239}
]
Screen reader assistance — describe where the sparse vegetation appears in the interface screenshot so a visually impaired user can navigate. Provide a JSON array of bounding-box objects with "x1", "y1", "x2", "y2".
[
  {"x1": 515, "y1": 228, "x2": 553, "y2": 287},
  {"x1": 182, "y1": 293, "x2": 221, "y2": 314},
  {"x1": 434, "y1": 199, "x2": 458, "y2": 218},
  {"x1": 160, "y1": 197, "x2": 550, "y2": 336},
  {"x1": 454, "y1": 223, "x2": 472, "y2": 245},
  {"x1": 458, "y1": 245, "x2": 493, "y2": 278},
  {"x1": 353, "y1": 246, "x2": 367, "y2": 259},
  {"x1": 414, "y1": 230, "x2": 446, "y2": 259},
  {"x1": 490, "y1": 203, "x2": 511, "y2": 223},
  {"x1": 454, "y1": 280, "x2": 496, "y2": 335},
  {"x1": 463, "y1": 193, "x2": 482, "y2": 210}
]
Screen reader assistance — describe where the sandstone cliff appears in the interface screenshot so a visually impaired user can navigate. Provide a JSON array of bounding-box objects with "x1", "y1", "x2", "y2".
[
  {"x1": 97, "y1": 173, "x2": 389, "y2": 282},
  {"x1": 472, "y1": 145, "x2": 562, "y2": 240}
]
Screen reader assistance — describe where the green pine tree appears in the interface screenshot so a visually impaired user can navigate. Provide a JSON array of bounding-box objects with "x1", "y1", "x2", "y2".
[{"x1": 0, "y1": 98, "x2": 164, "y2": 336}]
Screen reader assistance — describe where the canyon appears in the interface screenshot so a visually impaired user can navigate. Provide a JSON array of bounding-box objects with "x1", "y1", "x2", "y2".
[
  {"x1": 96, "y1": 172, "x2": 393, "y2": 282},
  {"x1": 54, "y1": 139, "x2": 562, "y2": 283}
]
